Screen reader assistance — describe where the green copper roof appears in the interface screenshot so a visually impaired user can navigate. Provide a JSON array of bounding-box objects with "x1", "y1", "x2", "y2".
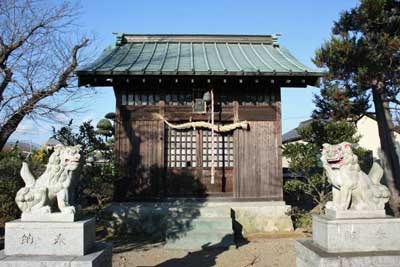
[{"x1": 77, "y1": 34, "x2": 322, "y2": 78}]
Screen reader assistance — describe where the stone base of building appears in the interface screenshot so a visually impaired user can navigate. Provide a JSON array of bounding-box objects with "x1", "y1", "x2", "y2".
[
  {"x1": 105, "y1": 200, "x2": 293, "y2": 237},
  {"x1": 105, "y1": 200, "x2": 292, "y2": 250},
  {"x1": 295, "y1": 240, "x2": 400, "y2": 267},
  {"x1": 230, "y1": 201, "x2": 293, "y2": 233},
  {"x1": 0, "y1": 242, "x2": 112, "y2": 267}
]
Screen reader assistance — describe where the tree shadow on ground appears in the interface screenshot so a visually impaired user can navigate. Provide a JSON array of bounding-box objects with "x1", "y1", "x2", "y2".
[
  {"x1": 105, "y1": 197, "x2": 208, "y2": 254},
  {"x1": 110, "y1": 234, "x2": 165, "y2": 253},
  {"x1": 109, "y1": 204, "x2": 247, "y2": 255},
  {"x1": 156, "y1": 234, "x2": 248, "y2": 267}
]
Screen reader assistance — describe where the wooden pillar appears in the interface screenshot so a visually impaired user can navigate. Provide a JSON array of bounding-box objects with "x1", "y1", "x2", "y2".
[{"x1": 113, "y1": 86, "x2": 133, "y2": 201}]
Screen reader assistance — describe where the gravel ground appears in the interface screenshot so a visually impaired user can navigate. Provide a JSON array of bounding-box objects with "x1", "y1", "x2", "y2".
[
  {"x1": 112, "y1": 233, "x2": 309, "y2": 267},
  {"x1": 0, "y1": 225, "x2": 307, "y2": 267}
]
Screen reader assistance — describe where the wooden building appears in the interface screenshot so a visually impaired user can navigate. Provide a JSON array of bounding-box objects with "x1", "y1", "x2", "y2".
[{"x1": 77, "y1": 34, "x2": 321, "y2": 200}]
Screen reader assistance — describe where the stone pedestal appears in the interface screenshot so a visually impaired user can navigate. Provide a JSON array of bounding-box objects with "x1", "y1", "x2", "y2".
[
  {"x1": 312, "y1": 215, "x2": 400, "y2": 253},
  {"x1": 5, "y1": 219, "x2": 95, "y2": 256},
  {"x1": 324, "y1": 208, "x2": 386, "y2": 219},
  {"x1": 0, "y1": 218, "x2": 112, "y2": 267},
  {"x1": 21, "y1": 211, "x2": 75, "y2": 222},
  {"x1": 295, "y1": 214, "x2": 400, "y2": 267},
  {"x1": 0, "y1": 242, "x2": 112, "y2": 267},
  {"x1": 295, "y1": 240, "x2": 400, "y2": 267}
]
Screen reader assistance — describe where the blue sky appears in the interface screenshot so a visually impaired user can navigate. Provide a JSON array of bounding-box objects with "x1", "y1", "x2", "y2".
[{"x1": 12, "y1": 0, "x2": 359, "y2": 145}]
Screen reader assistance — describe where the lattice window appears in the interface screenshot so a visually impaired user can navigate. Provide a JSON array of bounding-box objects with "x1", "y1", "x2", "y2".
[
  {"x1": 240, "y1": 88, "x2": 275, "y2": 106},
  {"x1": 165, "y1": 93, "x2": 192, "y2": 106},
  {"x1": 120, "y1": 90, "x2": 274, "y2": 106},
  {"x1": 202, "y1": 131, "x2": 234, "y2": 168},
  {"x1": 165, "y1": 129, "x2": 197, "y2": 168},
  {"x1": 120, "y1": 93, "x2": 161, "y2": 106}
]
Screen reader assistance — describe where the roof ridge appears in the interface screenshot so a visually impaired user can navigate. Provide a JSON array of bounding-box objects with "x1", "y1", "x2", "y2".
[
  {"x1": 114, "y1": 33, "x2": 278, "y2": 37},
  {"x1": 114, "y1": 33, "x2": 280, "y2": 46}
]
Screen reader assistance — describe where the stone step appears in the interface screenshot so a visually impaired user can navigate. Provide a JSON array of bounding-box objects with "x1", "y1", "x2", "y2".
[
  {"x1": 167, "y1": 217, "x2": 233, "y2": 234},
  {"x1": 165, "y1": 216, "x2": 234, "y2": 250},
  {"x1": 164, "y1": 232, "x2": 235, "y2": 250},
  {"x1": 168, "y1": 206, "x2": 231, "y2": 218}
]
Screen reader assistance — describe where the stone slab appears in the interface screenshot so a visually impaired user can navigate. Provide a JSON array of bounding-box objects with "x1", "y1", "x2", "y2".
[
  {"x1": 295, "y1": 240, "x2": 400, "y2": 267},
  {"x1": 325, "y1": 208, "x2": 387, "y2": 219},
  {"x1": 167, "y1": 217, "x2": 233, "y2": 232},
  {"x1": 5, "y1": 218, "x2": 95, "y2": 256},
  {"x1": 0, "y1": 242, "x2": 112, "y2": 267},
  {"x1": 230, "y1": 201, "x2": 293, "y2": 233},
  {"x1": 21, "y1": 211, "x2": 75, "y2": 222},
  {"x1": 312, "y1": 215, "x2": 400, "y2": 253}
]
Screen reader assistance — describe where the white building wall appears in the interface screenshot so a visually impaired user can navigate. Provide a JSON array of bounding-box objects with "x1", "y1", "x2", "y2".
[
  {"x1": 356, "y1": 116, "x2": 400, "y2": 161},
  {"x1": 282, "y1": 116, "x2": 400, "y2": 168}
]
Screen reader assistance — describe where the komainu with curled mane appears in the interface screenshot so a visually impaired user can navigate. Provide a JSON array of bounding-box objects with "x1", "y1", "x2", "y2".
[
  {"x1": 321, "y1": 142, "x2": 390, "y2": 211},
  {"x1": 15, "y1": 145, "x2": 81, "y2": 215}
]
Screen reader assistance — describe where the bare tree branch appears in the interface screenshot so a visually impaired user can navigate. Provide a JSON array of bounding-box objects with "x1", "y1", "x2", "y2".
[
  {"x1": 385, "y1": 96, "x2": 400, "y2": 106},
  {"x1": 0, "y1": 0, "x2": 93, "y2": 150},
  {"x1": 0, "y1": 21, "x2": 45, "y2": 66},
  {"x1": 0, "y1": 38, "x2": 89, "y2": 148},
  {"x1": 0, "y1": 68, "x2": 12, "y2": 102}
]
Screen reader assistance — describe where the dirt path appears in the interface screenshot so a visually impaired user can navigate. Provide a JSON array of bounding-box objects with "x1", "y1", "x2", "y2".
[{"x1": 112, "y1": 234, "x2": 309, "y2": 267}]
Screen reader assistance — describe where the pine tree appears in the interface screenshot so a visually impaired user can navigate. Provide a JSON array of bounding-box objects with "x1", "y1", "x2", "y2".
[
  {"x1": 313, "y1": 81, "x2": 370, "y2": 121},
  {"x1": 313, "y1": 0, "x2": 400, "y2": 215}
]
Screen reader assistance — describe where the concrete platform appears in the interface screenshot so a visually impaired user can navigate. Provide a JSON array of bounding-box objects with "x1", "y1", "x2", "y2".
[
  {"x1": 165, "y1": 212, "x2": 234, "y2": 250},
  {"x1": 0, "y1": 242, "x2": 112, "y2": 267},
  {"x1": 164, "y1": 233, "x2": 235, "y2": 250},
  {"x1": 5, "y1": 219, "x2": 95, "y2": 256},
  {"x1": 295, "y1": 240, "x2": 400, "y2": 267},
  {"x1": 106, "y1": 200, "x2": 293, "y2": 235},
  {"x1": 105, "y1": 200, "x2": 292, "y2": 250},
  {"x1": 312, "y1": 215, "x2": 400, "y2": 253}
]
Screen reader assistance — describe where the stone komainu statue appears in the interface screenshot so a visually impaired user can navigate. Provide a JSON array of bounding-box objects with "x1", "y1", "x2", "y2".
[
  {"x1": 15, "y1": 145, "x2": 81, "y2": 215},
  {"x1": 321, "y1": 142, "x2": 390, "y2": 211}
]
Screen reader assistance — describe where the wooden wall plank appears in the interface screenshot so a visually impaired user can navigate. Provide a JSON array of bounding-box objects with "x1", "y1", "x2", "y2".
[
  {"x1": 128, "y1": 120, "x2": 164, "y2": 197},
  {"x1": 165, "y1": 168, "x2": 233, "y2": 196},
  {"x1": 238, "y1": 106, "x2": 277, "y2": 121},
  {"x1": 233, "y1": 121, "x2": 282, "y2": 200}
]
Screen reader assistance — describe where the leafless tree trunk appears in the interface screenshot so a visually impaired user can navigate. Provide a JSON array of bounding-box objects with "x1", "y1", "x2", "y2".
[{"x1": 0, "y1": 0, "x2": 91, "y2": 150}]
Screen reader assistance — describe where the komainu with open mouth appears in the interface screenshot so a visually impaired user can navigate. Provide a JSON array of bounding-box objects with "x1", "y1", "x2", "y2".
[
  {"x1": 15, "y1": 145, "x2": 81, "y2": 215},
  {"x1": 321, "y1": 142, "x2": 390, "y2": 211}
]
